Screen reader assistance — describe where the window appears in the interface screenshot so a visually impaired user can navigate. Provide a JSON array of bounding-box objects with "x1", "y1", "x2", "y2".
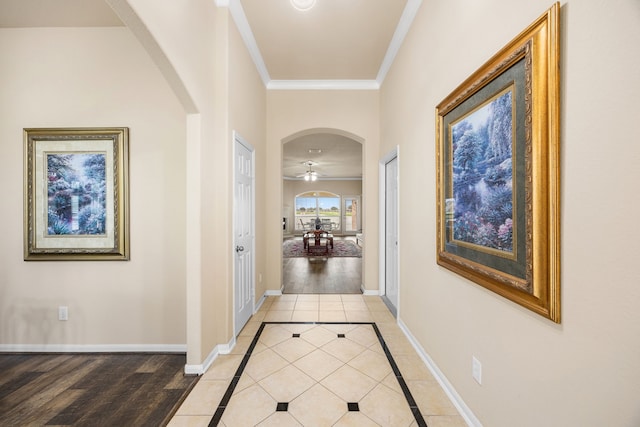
[{"x1": 295, "y1": 191, "x2": 340, "y2": 232}]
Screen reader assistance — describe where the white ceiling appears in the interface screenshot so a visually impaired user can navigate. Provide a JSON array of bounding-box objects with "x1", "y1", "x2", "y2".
[
  {"x1": 0, "y1": 0, "x2": 421, "y2": 179},
  {"x1": 239, "y1": 0, "x2": 420, "y2": 179},
  {"x1": 240, "y1": 0, "x2": 407, "y2": 82},
  {"x1": 283, "y1": 133, "x2": 363, "y2": 180}
]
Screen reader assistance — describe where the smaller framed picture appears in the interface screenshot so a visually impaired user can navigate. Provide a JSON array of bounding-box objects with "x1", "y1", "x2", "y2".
[{"x1": 24, "y1": 127, "x2": 129, "y2": 261}]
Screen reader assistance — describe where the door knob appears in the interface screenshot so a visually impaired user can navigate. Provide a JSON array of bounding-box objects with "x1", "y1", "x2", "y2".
[{"x1": 236, "y1": 245, "x2": 245, "y2": 252}]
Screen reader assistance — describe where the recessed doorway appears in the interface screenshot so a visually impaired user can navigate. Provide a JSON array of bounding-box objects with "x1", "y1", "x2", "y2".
[{"x1": 282, "y1": 131, "x2": 363, "y2": 294}]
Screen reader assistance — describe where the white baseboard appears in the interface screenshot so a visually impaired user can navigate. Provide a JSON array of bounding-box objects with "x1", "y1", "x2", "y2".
[
  {"x1": 218, "y1": 336, "x2": 236, "y2": 355},
  {"x1": 184, "y1": 346, "x2": 218, "y2": 375},
  {"x1": 397, "y1": 318, "x2": 482, "y2": 427},
  {"x1": 184, "y1": 333, "x2": 236, "y2": 375},
  {"x1": 361, "y1": 286, "x2": 380, "y2": 296},
  {"x1": 254, "y1": 294, "x2": 266, "y2": 312},
  {"x1": 264, "y1": 289, "x2": 283, "y2": 296},
  {"x1": 0, "y1": 343, "x2": 187, "y2": 353}
]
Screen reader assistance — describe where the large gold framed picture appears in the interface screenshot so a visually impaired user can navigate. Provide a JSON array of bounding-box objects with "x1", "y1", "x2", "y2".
[
  {"x1": 24, "y1": 127, "x2": 130, "y2": 261},
  {"x1": 436, "y1": 3, "x2": 560, "y2": 322}
]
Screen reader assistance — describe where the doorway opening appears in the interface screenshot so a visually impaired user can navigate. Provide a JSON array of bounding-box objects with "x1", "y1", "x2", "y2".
[{"x1": 281, "y1": 130, "x2": 363, "y2": 294}]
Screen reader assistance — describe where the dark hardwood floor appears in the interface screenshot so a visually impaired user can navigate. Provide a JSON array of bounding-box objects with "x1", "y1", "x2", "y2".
[
  {"x1": 282, "y1": 237, "x2": 362, "y2": 294},
  {"x1": 0, "y1": 353, "x2": 198, "y2": 426}
]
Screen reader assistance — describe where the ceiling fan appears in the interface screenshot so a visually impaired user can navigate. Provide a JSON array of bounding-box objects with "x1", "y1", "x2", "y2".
[{"x1": 296, "y1": 160, "x2": 320, "y2": 181}]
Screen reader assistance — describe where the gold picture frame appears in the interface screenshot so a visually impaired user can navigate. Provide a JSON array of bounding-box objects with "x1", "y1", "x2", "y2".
[
  {"x1": 24, "y1": 127, "x2": 130, "y2": 261},
  {"x1": 436, "y1": 3, "x2": 560, "y2": 322}
]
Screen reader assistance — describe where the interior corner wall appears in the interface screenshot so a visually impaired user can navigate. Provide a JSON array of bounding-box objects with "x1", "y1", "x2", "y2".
[
  {"x1": 228, "y1": 15, "x2": 268, "y2": 310},
  {"x1": 381, "y1": 0, "x2": 640, "y2": 426},
  {"x1": 122, "y1": 0, "x2": 229, "y2": 365},
  {"x1": 265, "y1": 90, "x2": 380, "y2": 294},
  {"x1": 0, "y1": 27, "x2": 187, "y2": 347}
]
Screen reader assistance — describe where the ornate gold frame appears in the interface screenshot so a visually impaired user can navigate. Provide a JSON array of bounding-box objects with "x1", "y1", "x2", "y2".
[
  {"x1": 24, "y1": 127, "x2": 129, "y2": 261},
  {"x1": 436, "y1": 3, "x2": 560, "y2": 322}
]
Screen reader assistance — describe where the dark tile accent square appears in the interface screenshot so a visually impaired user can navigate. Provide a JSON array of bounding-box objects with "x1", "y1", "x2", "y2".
[
  {"x1": 337, "y1": 333, "x2": 346, "y2": 338},
  {"x1": 347, "y1": 402, "x2": 359, "y2": 411},
  {"x1": 292, "y1": 333, "x2": 301, "y2": 338},
  {"x1": 276, "y1": 402, "x2": 289, "y2": 412}
]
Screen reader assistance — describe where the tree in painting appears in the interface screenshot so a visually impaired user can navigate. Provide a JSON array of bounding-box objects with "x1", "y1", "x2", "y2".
[
  {"x1": 452, "y1": 90, "x2": 513, "y2": 252},
  {"x1": 47, "y1": 153, "x2": 107, "y2": 235}
]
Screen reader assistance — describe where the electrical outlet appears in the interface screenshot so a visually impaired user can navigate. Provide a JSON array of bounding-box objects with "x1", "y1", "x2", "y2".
[
  {"x1": 58, "y1": 306, "x2": 68, "y2": 321},
  {"x1": 472, "y1": 356, "x2": 482, "y2": 385}
]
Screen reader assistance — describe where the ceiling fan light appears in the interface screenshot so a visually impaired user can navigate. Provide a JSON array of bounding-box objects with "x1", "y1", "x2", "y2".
[
  {"x1": 304, "y1": 173, "x2": 311, "y2": 181},
  {"x1": 290, "y1": 0, "x2": 316, "y2": 12}
]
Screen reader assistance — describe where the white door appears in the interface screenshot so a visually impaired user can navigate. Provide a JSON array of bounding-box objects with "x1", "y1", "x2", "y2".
[
  {"x1": 234, "y1": 133, "x2": 254, "y2": 335},
  {"x1": 384, "y1": 155, "x2": 399, "y2": 314}
]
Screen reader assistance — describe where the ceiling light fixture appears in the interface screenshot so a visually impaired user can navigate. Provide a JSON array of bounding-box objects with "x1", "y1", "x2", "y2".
[
  {"x1": 290, "y1": 0, "x2": 316, "y2": 12},
  {"x1": 302, "y1": 160, "x2": 318, "y2": 181}
]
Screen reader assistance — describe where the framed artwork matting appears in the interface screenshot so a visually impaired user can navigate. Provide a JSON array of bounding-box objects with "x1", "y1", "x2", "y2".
[{"x1": 24, "y1": 127, "x2": 129, "y2": 261}]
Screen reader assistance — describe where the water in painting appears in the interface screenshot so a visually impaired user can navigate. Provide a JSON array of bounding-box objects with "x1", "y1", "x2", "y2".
[
  {"x1": 451, "y1": 89, "x2": 514, "y2": 253},
  {"x1": 47, "y1": 153, "x2": 107, "y2": 235}
]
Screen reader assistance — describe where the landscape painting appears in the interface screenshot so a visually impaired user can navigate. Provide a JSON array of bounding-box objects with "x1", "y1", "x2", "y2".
[
  {"x1": 24, "y1": 127, "x2": 130, "y2": 260},
  {"x1": 436, "y1": 2, "x2": 560, "y2": 322},
  {"x1": 451, "y1": 88, "x2": 514, "y2": 256},
  {"x1": 47, "y1": 153, "x2": 107, "y2": 236}
]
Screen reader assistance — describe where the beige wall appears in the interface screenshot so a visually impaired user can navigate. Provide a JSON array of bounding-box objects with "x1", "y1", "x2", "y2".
[
  {"x1": 4, "y1": 3, "x2": 639, "y2": 423},
  {"x1": 0, "y1": 27, "x2": 186, "y2": 347},
  {"x1": 283, "y1": 179, "x2": 363, "y2": 235},
  {"x1": 229, "y1": 13, "x2": 268, "y2": 315},
  {"x1": 265, "y1": 91, "x2": 380, "y2": 293},
  {"x1": 121, "y1": 0, "x2": 266, "y2": 365},
  {"x1": 381, "y1": 0, "x2": 640, "y2": 425},
  {"x1": 122, "y1": 0, "x2": 222, "y2": 366}
]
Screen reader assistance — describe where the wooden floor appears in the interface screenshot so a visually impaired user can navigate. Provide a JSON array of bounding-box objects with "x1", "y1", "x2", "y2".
[
  {"x1": 282, "y1": 237, "x2": 362, "y2": 294},
  {"x1": 0, "y1": 353, "x2": 198, "y2": 427}
]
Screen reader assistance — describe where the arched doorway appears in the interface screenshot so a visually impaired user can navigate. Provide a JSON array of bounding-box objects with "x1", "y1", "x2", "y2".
[{"x1": 281, "y1": 130, "x2": 363, "y2": 294}]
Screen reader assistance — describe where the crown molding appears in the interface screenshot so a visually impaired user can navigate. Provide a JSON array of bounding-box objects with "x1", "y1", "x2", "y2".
[
  {"x1": 267, "y1": 80, "x2": 379, "y2": 91},
  {"x1": 376, "y1": 0, "x2": 423, "y2": 83},
  {"x1": 221, "y1": 0, "x2": 422, "y2": 90},
  {"x1": 226, "y1": 0, "x2": 271, "y2": 85},
  {"x1": 284, "y1": 176, "x2": 363, "y2": 181}
]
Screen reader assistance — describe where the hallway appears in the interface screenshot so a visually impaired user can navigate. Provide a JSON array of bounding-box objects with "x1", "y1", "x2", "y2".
[
  {"x1": 169, "y1": 295, "x2": 466, "y2": 426},
  {"x1": 282, "y1": 236, "x2": 363, "y2": 294}
]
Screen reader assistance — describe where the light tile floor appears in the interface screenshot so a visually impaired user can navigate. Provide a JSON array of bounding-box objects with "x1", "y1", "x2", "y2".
[{"x1": 169, "y1": 294, "x2": 467, "y2": 427}]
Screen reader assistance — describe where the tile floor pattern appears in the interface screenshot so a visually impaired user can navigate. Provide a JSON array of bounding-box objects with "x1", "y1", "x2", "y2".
[{"x1": 168, "y1": 295, "x2": 468, "y2": 427}]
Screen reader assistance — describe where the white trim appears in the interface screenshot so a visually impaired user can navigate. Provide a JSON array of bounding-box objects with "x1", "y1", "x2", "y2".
[
  {"x1": 218, "y1": 336, "x2": 236, "y2": 355},
  {"x1": 267, "y1": 80, "x2": 379, "y2": 91},
  {"x1": 222, "y1": 0, "x2": 422, "y2": 90},
  {"x1": 283, "y1": 176, "x2": 362, "y2": 181},
  {"x1": 233, "y1": 131, "x2": 256, "y2": 337},
  {"x1": 376, "y1": 0, "x2": 423, "y2": 84},
  {"x1": 185, "y1": 344, "x2": 218, "y2": 375},
  {"x1": 379, "y1": 148, "x2": 399, "y2": 297},
  {"x1": 361, "y1": 287, "x2": 380, "y2": 296},
  {"x1": 227, "y1": 0, "x2": 271, "y2": 85},
  {"x1": 0, "y1": 344, "x2": 186, "y2": 353},
  {"x1": 254, "y1": 293, "x2": 267, "y2": 312},
  {"x1": 183, "y1": 332, "x2": 236, "y2": 375},
  {"x1": 398, "y1": 318, "x2": 482, "y2": 427},
  {"x1": 264, "y1": 289, "x2": 283, "y2": 297}
]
